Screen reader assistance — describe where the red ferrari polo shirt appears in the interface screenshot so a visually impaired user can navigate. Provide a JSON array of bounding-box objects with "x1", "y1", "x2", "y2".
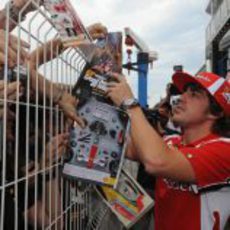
[{"x1": 154, "y1": 134, "x2": 230, "y2": 230}]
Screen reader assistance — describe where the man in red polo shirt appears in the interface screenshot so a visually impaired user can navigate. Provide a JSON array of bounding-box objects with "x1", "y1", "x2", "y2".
[{"x1": 106, "y1": 71, "x2": 230, "y2": 230}]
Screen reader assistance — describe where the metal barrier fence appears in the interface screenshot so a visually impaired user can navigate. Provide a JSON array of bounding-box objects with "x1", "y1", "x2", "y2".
[
  {"x1": 0, "y1": 1, "x2": 143, "y2": 229},
  {"x1": 0, "y1": 1, "x2": 100, "y2": 229}
]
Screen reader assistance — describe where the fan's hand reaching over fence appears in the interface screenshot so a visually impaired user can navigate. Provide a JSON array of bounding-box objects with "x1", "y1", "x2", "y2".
[
  {"x1": 0, "y1": 80, "x2": 23, "y2": 100},
  {"x1": 42, "y1": 132, "x2": 69, "y2": 169},
  {"x1": 0, "y1": 80, "x2": 24, "y2": 119},
  {"x1": 0, "y1": 30, "x2": 30, "y2": 69},
  {"x1": 1, "y1": 0, "x2": 44, "y2": 31},
  {"x1": 12, "y1": 0, "x2": 43, "y2": 14},
  {"x1": 57, "y1": 92, "x2": 85, "y2": 128}
]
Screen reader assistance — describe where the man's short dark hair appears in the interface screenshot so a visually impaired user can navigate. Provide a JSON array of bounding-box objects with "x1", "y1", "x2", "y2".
[
  {"x1": 183, "y1": 82, "x2": 229, "y2": 137},
  {"x1": 208, "y1": 94, "x2": 230, "y2": 137}
]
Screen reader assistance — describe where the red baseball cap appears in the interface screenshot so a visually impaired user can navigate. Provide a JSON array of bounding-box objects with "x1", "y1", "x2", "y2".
[{"x1": 172, "y1": 71, "x2": 230, "y2": 115}]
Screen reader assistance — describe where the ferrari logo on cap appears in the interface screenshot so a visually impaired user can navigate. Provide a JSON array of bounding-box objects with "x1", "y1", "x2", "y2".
[{"x1": 195, "y1": 74, "x2": 211, "y2": 82}]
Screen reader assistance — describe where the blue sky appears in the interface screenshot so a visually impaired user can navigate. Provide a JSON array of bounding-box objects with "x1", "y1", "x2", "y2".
[{"x1": 74, "y1": 0, "x2": 210, "y2": 106}]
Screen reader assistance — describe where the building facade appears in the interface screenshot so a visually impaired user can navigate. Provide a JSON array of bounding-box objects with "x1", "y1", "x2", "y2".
[{"x1": 205, "y1": 0, "x2": 230, "y2": 78}]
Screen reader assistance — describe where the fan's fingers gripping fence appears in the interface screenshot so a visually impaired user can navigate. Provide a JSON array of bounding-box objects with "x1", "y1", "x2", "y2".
[{"x1": 0, "y1": 0, "x2": 106, "y2": 229}]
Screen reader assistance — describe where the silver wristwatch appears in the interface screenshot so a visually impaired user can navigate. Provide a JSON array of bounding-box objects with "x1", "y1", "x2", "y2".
[{"x1": 121, "y1": 98, "x2": 140, "y2": 110}]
